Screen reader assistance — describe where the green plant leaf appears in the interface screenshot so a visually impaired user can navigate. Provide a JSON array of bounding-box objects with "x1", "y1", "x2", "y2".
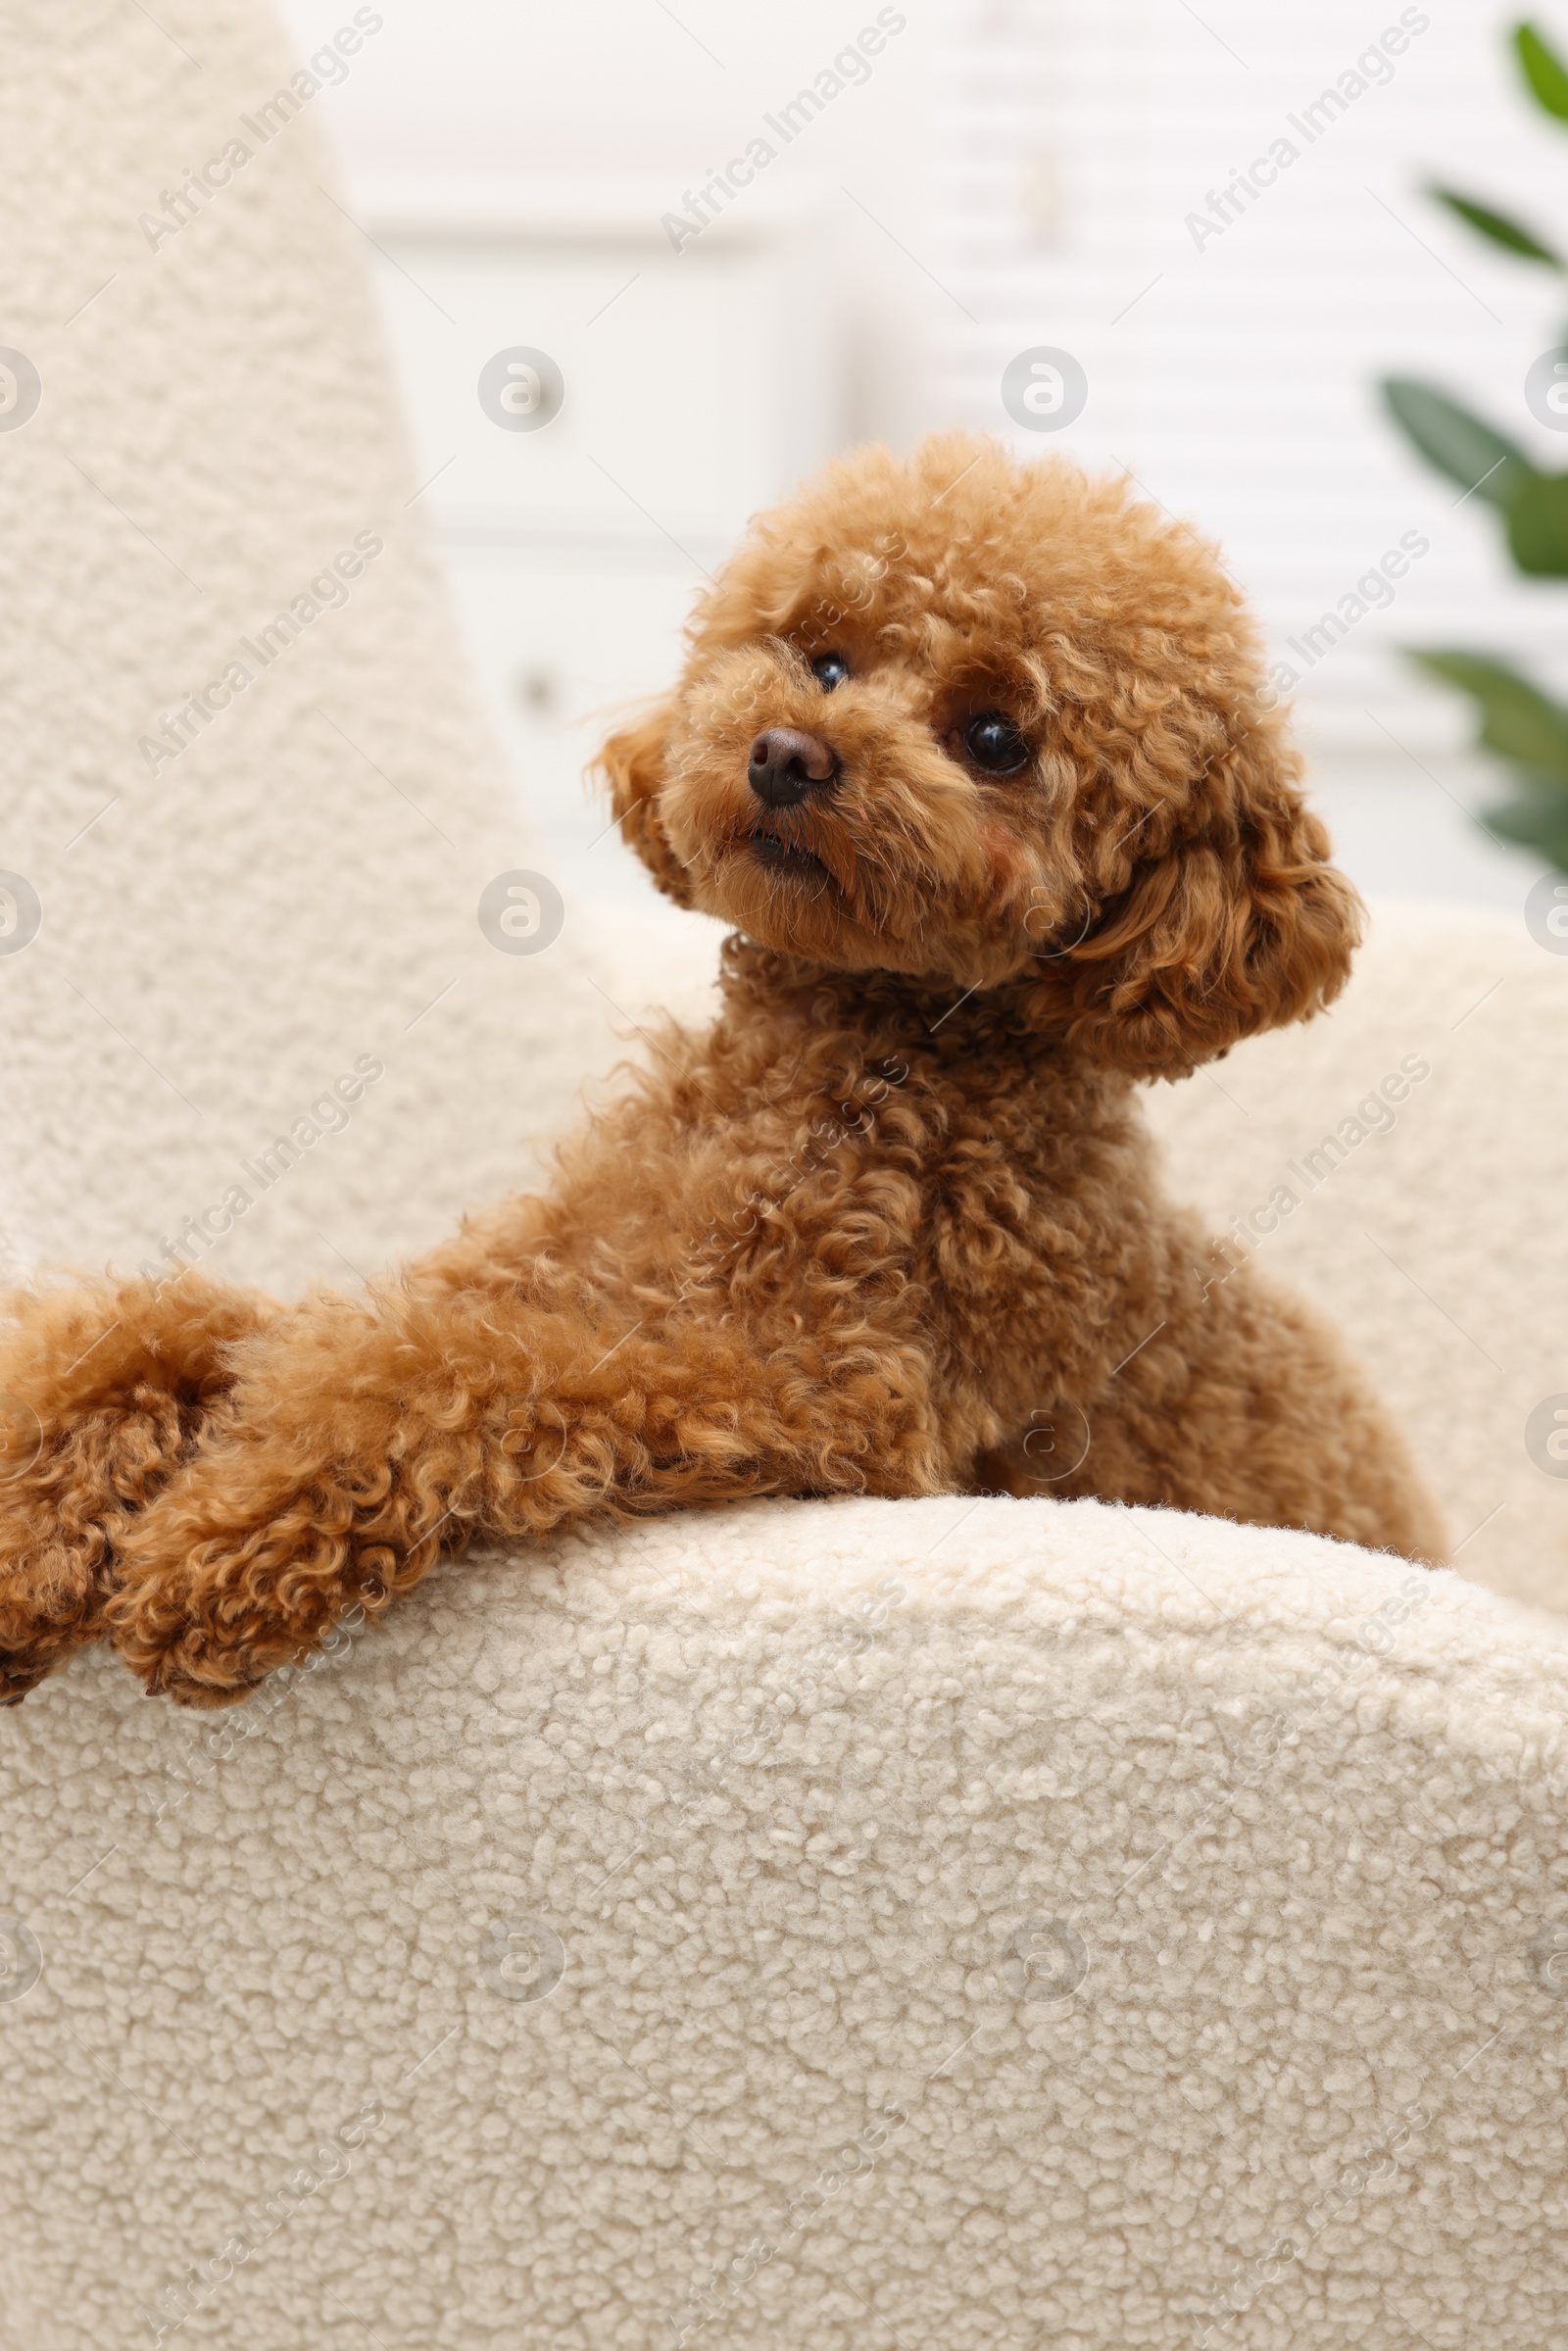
[
  {"x1": 1407, "y1": 648, "x2": 1568, "y2": 774},
  {"x1": 1428, "y1": 183, "x2": 1562, "y2": 263},
  {"x1": 1515, "y1": 21, "x2": 1568, "y2": 120},
  {"x1": 1506, "y1": 469, "x2": 1568, "y2": 571},
  {"x1": 1486, "y1": 792, "x2": 1568, "y2": 863},
  {"x1": 1380, "y1": 378, "x2": 1535, "y2": 504}
]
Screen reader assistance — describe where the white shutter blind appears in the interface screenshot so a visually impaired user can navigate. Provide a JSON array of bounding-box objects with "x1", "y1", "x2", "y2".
[{"x1": 932, "y1": 0, "x2": 1568, "y2": 775}]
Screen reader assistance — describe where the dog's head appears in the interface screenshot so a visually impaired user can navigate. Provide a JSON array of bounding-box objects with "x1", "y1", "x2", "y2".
[{"x1": 598, "y1": 432, "x2": 1359, "y2": 1076}]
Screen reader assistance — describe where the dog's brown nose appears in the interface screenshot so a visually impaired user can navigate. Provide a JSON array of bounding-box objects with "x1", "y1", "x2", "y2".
[{"x1": 748, "y1": 726, "x2": 836, "y2": 808}]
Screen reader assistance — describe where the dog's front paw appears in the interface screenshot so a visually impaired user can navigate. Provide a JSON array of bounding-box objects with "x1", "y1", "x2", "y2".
[
  {"x1": 108, "y1": 1504, "x2": 343, "y2": 1708},
  {"x1": 102, "y1": 1292, "x2": 495, "y2": 1706},
  {"x1": 0, "y1": 1615, "x2": 64, "y2": 1706},
  {"x1": 105, "y1": 1554, "x2": 284, "y2": 1707},
  {"x1": 104, "y1": 1427, "x2": 403, "y2": 1705},
  {"x1": 0, "y1": 1384, "x2": 184, "y2": 1702},
  {"x1": 0, "y1": 1276, "x2": 271, "y2": 1702}
]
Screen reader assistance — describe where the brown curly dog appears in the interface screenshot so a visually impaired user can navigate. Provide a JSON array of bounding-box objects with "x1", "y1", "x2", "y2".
[{"x1": 0, "y1": 432, "x2": 1446, "y2": 1707}]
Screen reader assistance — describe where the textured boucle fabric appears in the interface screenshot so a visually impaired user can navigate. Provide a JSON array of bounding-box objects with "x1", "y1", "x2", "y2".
[
  {"x1": 0, "y1": 0, "x2": 725, "y2": 1298},
  {"x1": 3, "y1": 1499, "x2": 1567, "y2": 2349},
  {"x1": 4, "y1": 3, "x2": 1567, "y2": 2344}
]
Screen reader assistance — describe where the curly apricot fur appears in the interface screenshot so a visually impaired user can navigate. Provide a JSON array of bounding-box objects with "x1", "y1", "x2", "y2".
[{"x1": 0, "y1": 435, "x2": 1444, "y2": 1705}]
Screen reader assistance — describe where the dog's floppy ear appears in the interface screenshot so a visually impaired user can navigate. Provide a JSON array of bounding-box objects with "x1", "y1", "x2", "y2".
[
  {"x1": 1046, "y1": 721, "x2": 1362, "y2": 1079},
  {"x1": 595, "y1": 702, "x2": 694, "y2": 906}
]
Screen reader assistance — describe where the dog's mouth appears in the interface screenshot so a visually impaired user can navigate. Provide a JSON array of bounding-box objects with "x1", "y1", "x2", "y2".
[{"x1": 740, "y1": 819, "x2": 839, "y2": 892}]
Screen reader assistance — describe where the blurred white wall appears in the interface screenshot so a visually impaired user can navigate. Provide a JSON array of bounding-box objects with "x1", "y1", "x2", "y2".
[{"x1": 276, "y1": 0, "x2": 1566, "y2": 920}]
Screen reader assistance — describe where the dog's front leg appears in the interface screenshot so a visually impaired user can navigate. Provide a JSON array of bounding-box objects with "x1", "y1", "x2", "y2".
[
  {"x1": 0, "y1": 1275, "x2": 274, "y2": 1700},
  {"x1": 105, "y1": 1282, "x2": 944, "y2": 1706}
]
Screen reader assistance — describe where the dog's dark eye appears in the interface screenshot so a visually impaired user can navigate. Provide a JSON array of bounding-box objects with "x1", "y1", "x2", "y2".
[
  {"x1": 811, "y1": 652, "x2": 851, "y2": 691},
  {"x1": 964, "y1": 711, "x2": 1031, "y2": 774}
]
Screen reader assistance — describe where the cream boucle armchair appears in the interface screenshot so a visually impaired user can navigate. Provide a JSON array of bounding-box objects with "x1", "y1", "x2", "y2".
[{"x1": 1, "y1": 8, "x2": 1566, "y2": 2347}]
